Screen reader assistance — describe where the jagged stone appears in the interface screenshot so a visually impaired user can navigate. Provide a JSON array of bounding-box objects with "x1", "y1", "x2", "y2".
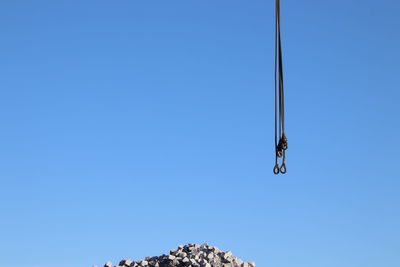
[{"x1": 100, "y1": 244, "x2": 255, "y2": 267}]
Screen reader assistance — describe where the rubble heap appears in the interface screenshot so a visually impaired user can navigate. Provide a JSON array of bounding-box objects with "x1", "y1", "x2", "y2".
[{"x1": 99, "y1": 243, "x2": 255, "y2": 267}]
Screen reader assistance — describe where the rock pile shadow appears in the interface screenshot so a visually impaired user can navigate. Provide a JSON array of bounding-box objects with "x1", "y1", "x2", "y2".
[{"x1": 98, "y1": 243, "x2": 256, "y2": 267}]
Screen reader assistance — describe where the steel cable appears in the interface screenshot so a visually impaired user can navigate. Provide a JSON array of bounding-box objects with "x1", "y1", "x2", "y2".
[{"x1": 273, "y1": 0, "x2": 288, "y2": 175}]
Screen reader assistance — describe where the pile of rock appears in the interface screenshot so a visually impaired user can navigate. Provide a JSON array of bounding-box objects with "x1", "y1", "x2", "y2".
[{"x1": 99, "y1": 243, "x2": 255, "y2": 267}]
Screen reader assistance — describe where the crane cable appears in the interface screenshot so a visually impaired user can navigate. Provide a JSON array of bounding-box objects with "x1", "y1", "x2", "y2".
[{"x1": 273, "y1": 0, "x2": 288, "y2": 175}]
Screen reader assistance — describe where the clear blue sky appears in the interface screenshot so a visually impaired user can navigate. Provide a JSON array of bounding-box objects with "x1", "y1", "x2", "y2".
[{"x1": 0, "y1": 1, "x2": 399, "y2": 267}]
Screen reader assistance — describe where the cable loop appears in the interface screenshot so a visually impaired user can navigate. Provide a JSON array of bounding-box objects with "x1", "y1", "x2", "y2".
[
  {"x1": 273, "y1": 164, "x2": 280, "y2": 174},
  {"x1": 279, "y1": 162, "x2": 286, "y2": 174}
]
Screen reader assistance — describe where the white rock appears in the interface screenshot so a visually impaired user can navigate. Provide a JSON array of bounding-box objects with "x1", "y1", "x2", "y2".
[{"x1": 97, "y1": 244, "x2": 254, "y2": 267}]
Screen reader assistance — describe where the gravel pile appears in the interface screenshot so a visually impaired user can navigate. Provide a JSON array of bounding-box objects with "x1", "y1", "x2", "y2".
[{"x1": 98, "y1": 243, "x2": 255, "y2": 267}]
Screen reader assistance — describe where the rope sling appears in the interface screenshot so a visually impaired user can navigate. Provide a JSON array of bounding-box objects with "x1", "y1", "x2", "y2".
[{"x1": 273, "y1": 0, "x2": 288, "y2": 175}]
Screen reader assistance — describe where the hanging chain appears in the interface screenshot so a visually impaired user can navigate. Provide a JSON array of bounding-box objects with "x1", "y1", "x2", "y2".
[{"x1": 274, "y1": 0, "x2": 288, "y2": 175}]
